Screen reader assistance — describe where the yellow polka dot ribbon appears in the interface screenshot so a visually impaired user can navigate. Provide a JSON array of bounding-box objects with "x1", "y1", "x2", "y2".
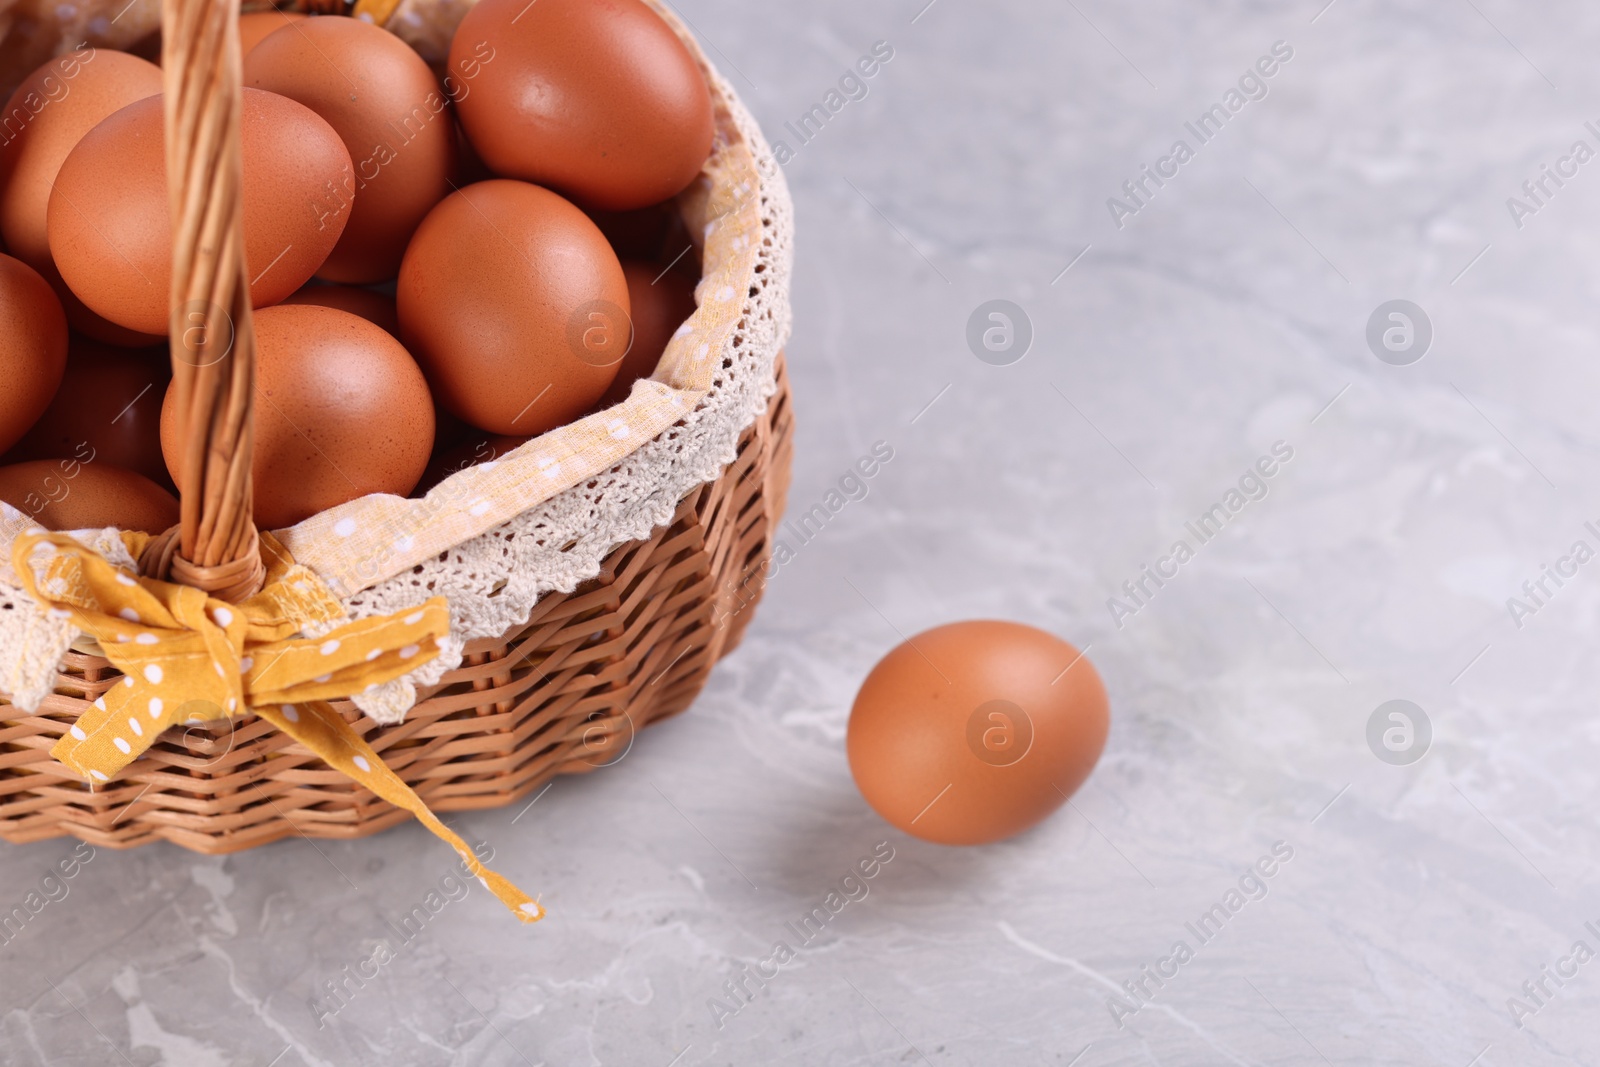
[{"x1": 10, "y1": 528, "x2": 544, "y2": 925}]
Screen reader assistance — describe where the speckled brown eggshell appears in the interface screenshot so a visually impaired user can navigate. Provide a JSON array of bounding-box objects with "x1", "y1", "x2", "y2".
[
  {"x1": 0, "y1": 47, "x2": 166, "y2": 348},
  {"x1": 54, "y1": 275, "x2": 163, "y2": 348},
  {"x1": 846, "y1": 620, "x2": 1110, "y2": 846},
  {"x1": 9, "y1": 337, "x2": 171, "y2": 487},
  {"x1": 245, "y1": 17, "x2": 455, "y2": 283},
  {"x1": 0, "y1": 253, "x2": 68, "y2": 455},
  {"x1": 281, "y1": 283, "x2": 400, "y2": 337},
  {"x1": 598, "y1": 259, "x2": 697, "y2": 407},
  {"x1": 0, "y1": 459, "x2": 178, "y2": 533},
  {"x1": 47, "y1": 88, "x2": 354, "y2": 336},
  {"x1": 397, "y1": 179, "x2": 629, "y2": 436},
  {"x1": 449, "y1": 0, "x2": 714, "y2": 211},
  {"x1": 0, "y1": 49, "x2": 164, "y2": 276},
  {"x1": 159, "y1": 304, "x2": 436, "y2": 530}
]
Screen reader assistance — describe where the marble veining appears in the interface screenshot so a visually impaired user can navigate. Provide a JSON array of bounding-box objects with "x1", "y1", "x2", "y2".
[{"x1": 6, "y1": 0, "x2": 1600, "y2": 1063}]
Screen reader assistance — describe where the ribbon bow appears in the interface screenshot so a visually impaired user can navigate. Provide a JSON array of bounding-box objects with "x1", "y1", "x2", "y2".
[{"x1": 12, "y1": 528, "x2": 544, "y2": 925}]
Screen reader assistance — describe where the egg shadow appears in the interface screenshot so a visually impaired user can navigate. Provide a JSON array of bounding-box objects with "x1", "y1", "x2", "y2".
[{"x1": 744, "y1": 776, "x2": 1064, "y2": 908}]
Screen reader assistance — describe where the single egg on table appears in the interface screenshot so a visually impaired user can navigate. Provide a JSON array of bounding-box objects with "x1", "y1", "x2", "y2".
[{"x1": 847, "y1": 620, "x2": 1109, "y2": 846}]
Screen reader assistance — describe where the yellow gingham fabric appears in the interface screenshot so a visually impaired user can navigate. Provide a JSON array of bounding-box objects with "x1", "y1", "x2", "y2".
[{"x1": 11, "y1": 529, "x2": 543, "y2": 924}]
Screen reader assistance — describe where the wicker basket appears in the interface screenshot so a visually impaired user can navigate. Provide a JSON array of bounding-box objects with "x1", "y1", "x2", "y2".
[
  {"x1": 0, "y1": 361, "x2": 789, "y2": 850},
  {"x1": 0, "y1": 0, "x2": 791, "y2": 857}
]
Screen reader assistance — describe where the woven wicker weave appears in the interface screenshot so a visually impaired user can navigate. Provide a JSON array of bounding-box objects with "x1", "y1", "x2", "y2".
[
  {"x1": 0, "y1": 359, "x2": 790, "y2": 851},
  {"x1": 0, "y1": 0, "x2": 792, "y2": 854}
]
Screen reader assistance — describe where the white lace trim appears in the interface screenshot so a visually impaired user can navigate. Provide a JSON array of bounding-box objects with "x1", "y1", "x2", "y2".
[
  {"x1": 0, "y1": 42, "x2": 790, "y2": 724},
  {"x1": 344, "y1": 72, "x2": 790, "y2": 721}
]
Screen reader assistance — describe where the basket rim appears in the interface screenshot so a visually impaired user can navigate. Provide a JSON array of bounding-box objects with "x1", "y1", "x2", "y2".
[{"x1": 0, "y1": 0, "x2": 794, "y2": 730}]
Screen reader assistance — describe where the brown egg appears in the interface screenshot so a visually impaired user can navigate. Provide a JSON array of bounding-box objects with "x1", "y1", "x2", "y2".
[
  {"x1": 397, "y1": 180, "x2": 629, "y2": 436},
  {"x1": 0, "y1": 49, "x2": 163, "y2": 276},
  {"x1": 246, "y1": 17, "x2": 455, "y2": 283},
  {"x1": 55, "y1": 277, "x2": 163, "y2": 348},
  {"x1": 847, "y1": 621, "x2": 1109, "y2": 846},
  {"x1": 48, "y1": 88, "x2": 353, "y2": 336},
  {"x1": 416, "y1": 431, "x2": 529, "y2": 494},
  {"x1": 238, "y1": 9, "x2": 307, "y2": 55},
  {"x1": 281, "y1": 283, "x2": 399, "y2": 336},
  {"x1": 449, "y1": 0, "x2": 714, "y2": 211},
  {"x1": 599, "y1": 259, "x2": 698, "y2": 407},
  {"x1": 0, "y1": 458, "x2": 178, "y2": 533},
  {"x1": 9, "y1": 337, "x2": 171, "y2": 487},
  {"x1": 160, "y1": 304, "x2": 435, "y2": 530},
  {"x1": 0, "y1": 253, "x2": 68, "y2": 454}
]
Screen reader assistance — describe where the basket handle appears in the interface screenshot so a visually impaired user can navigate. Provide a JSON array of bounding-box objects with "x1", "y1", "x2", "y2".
[{"x1": 141, "y1": 0, "x2": 265, "y2": 602}]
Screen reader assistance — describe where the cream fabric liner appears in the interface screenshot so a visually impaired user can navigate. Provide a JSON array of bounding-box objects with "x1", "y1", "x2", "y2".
[{"x1": 0, "y1": 0, "x2": 794, "y2": 721}]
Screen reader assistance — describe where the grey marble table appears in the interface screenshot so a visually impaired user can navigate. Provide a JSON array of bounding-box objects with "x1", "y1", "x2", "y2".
[{"x1": 7, "y1": 1, "x2": 1600, "y2": 1064}]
